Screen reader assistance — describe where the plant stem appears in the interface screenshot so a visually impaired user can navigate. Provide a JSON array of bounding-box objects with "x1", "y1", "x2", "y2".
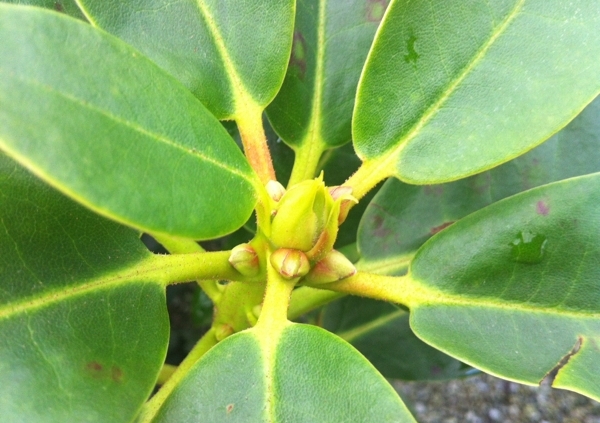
[
  {"x1": 155, "y1": 251, "x2": 263, "y2": 285},
  {"x1": 151, "y1": 234, "x2": 222, "y2": 302},
  {"x1": 255, "y1": 255, "x2": 296, "y2": 333},
  {"x1": 137, "y1": 329, "x2": 219, "y2": 422},
  {"x1": 305, "y1": 271, "x2": 421, "y2": 308},
  {"x1": 344, "y1": 159, "x2": 394, "y2": 200},
  {"x1": 287, "y1": 141, "x2": 326, "y2": 187},
  {"x1": 288, "y1": 287, "x2": 345, "y2": 320},
  {"x1": 156, "y1": 364, "x2": 177, "y2": 386},
  {"x1": 236, "y1": 102, "x2": 276, "y2": 185}
]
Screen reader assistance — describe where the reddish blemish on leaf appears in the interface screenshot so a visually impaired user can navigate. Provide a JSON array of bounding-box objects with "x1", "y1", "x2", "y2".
[
  {"x1": 86, "y1": 361, "x2": 123, "y2": 383},
  {"x1": 366, "y1": 0, "x2": 388, "y2": 23},
  {"x1": 111, "y1": 366, "x2": 123, "y2": 383},
  {"x1": 424, "y1": 185, "x2": 444, "y2": 197},
  {"x1": 536, "y1": 201, "x2": 549, "y2": 216},
  {"x1": 369, "y1": 204, "x2": 395, "y2": 238},
  {"x1": 226, "y1": 404, "x2": 234, "y2": 414},
  {"x1": 86, "y1": 361, "x2": 103, "y2": 372},
  {"x1": 54, "y1": 2, "x2": 64, "y2": 12},
  {"x1": 430, "y1": 221, "x2": 454, "y2": 235},
  {"x1": 369, "y1": 214, "x2": 391, "y2": 238},
  {"x1": 289, "y1": 32, "x2": 307, "y2": 80}
]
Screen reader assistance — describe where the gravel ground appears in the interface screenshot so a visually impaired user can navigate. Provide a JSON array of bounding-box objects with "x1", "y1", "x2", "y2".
[{"x1": 395, "y1": 374, "x2": 600, "y2": 423}]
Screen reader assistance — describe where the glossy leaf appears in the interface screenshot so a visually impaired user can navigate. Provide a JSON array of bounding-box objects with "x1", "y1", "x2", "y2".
[
  {"x1": 267, "y1": 0, "x2": 387, "y2": 147},
  {"x1": 0, "y1": 5, "x2": 257, "y2": 239},
  {"x1": 353, "y1": 0, "x2": 600, "y2": 184},
  {"x1": 77, "y1": 0, "x2": 295, "y2": 120},
  {"x1": 404, "y1": 173, "x2": 600, "y2": 400},
  {"x1": 153, "y1": 324, "x2": 416, "y2": 422},
  {"x1": 0, "y1": 154, "x2": 169, "y2": 422},
  {"x1": 322, "y1": 296, "x2": 474, "y2": 381},
  {"x1": 1, "y1": 0, "x2": 85, "y2": 19},
  {"x1": 358, "y1": 95, "x2": 600, "y2": 274}
]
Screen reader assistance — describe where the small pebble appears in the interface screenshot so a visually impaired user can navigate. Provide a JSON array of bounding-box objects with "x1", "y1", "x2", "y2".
[{"x1": 394, "y1": 373, "x2": 600, "y2": 423}]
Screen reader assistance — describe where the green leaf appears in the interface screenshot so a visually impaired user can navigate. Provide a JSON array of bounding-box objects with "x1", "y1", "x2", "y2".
[
  {"x1": 0, "y1": 154, "x2": 169, "y2": 422},
  {"x1": 153, "y1": 324, "x2": 416, "y2": 422},
  {"x1": 77, "y1": 0, "x2": 295, "y2": 120},
  {"x1": 0, "y1": 5, "x2": 258, "y2": 239},
  {"x1": 1, "y1": 0, "x2": 86, "y2": 19},
  {"x1": 267, "y1": 0, "x2": 386, "y2": 148},
  {"x1": 353, "y1": 0, "x2": 600, "y2": 184},
  {"x1": 358, "y1": 95, "x2": 600, "y2": 274},
  {"x1": 404, "y1": 173, "x2": 600, "y2": 400},
  {"x1": 322, "y1": 297, "x2": 474, "y2": 381}
]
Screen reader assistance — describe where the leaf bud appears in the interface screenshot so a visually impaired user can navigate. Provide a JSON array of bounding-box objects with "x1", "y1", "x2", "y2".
[
  {"x1": 270, "y1": 248, "x2": 310, "y2": 280},
  {"x1": 214, "y1": 324, "x2": 234, "y2": 341},
  {"x1": 271, "y1": 179, "x2": 330, "y2": 252},
  {"x1": 228, "y1": 243, "x2": 260, "y2": 276},
  {"x1": 266, "y1": 180, "x2": 286, "y2": 202},
  {"x1": 328, "y1": 186, "x2": 358, "y2": 225},
  {"x1": 303, "y1": 250, "x2": 357, "y2": 285}
]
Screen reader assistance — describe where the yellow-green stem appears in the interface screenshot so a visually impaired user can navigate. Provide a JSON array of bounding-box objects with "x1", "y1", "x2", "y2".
[
  {"x1": 236, "y1": 102, "x2": 276, "y2": 185},
  {"x1": 306, "y1": 271, "x2": 418, "y2": 308},
  {"x1": 256, "y1": 256, "x2": 296, "y2": 334},
  {"x1": 287, "y1": 141, "x2": 326, "y2": 187},
  {"x1": 156, "y1": 364, "x2": 177, "y2": 386},
  {"x1": 156, "y1": 251, "x2": 262, "y2": 285},
  {"x1": 345, "y1": 159, "x2": 394, "y2": 200},
  {"x1": 137, "y1": 329, "x2": 219, "y2": 422},
  {"x1": 288, "y1": 287, "x2": 345, "y2": 320},
  {"x1": 152, "y1": 234, "x2": 222, "y2": 302}
]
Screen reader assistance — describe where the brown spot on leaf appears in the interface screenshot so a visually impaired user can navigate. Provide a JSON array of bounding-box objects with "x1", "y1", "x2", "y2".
[
  {"x1": 366, "y1": 0, "x2": 389, "y2": 23},
  {"x1": 540, "y1": 337, "x2": 582, "y2": 386},
  {"x1": 226, "y1": 404, "x2": 234, "y2": 414},
  {"x1": 54, "y1": 2, "x2": 64, "y2": 12},
  {"x1": 430, "y1": 221, "x2": 454, "y2": 235},
  {"x1": 86, "y1": 361, "x2": 103, "y2": 372},
  {"x1": 536, "y1": 200, "x2": 549, "y2": 216},
  {"x1": 289, "y1": 32, "x2": 307, "y2": 80},
  {"x1": 111, "y1": 366, "x2": 123, "y2": 383}
]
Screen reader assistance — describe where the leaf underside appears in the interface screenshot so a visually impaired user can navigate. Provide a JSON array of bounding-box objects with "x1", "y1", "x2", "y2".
[{"x1": 322, "y1": 296, "x2": 474, "y2": 381}]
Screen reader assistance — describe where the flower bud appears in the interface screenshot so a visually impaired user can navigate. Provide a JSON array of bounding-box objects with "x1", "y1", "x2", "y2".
[
  {"x1": 270, "y1": 248, "x2": 310, "y2": 280},
  {"x1": 329, "y1": 186, "x2": 358, "y2": 225},
  {"x1": 228, "y1": 243, "x2": 260, "y2": 276},
  {"x1": 266, "y1": 180, "x2": 286, "y2": 202},
  {"x1": 270, "y1": 179, "x2": 330, "y2": 252},
  {"x1": 303, "y1": 250, "x2": 357, "y2": 285}
]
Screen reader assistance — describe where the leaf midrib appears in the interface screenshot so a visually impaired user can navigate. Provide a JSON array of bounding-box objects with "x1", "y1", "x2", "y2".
[
  {"x1": 408, "y1": 275, "x2": 600, "y2": 320},
  {"x1": 299, "y1": 0, "x2": 327, "y2": 150},
  {"x1": 0, "y1": 68, "x2": 254, "y2": 184},
  {"x1": 0, "y1": 255, "x2": 166, "y2": 320},
  {"x1": 193, "y1": 0, "x2": 257, "y2": 117},
  {"x1": 370, "y1": 0, "x2": 526, "y2": 168},
  {"x1": 338, "y1": 309, "x2": 406, "y2": 343}
]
